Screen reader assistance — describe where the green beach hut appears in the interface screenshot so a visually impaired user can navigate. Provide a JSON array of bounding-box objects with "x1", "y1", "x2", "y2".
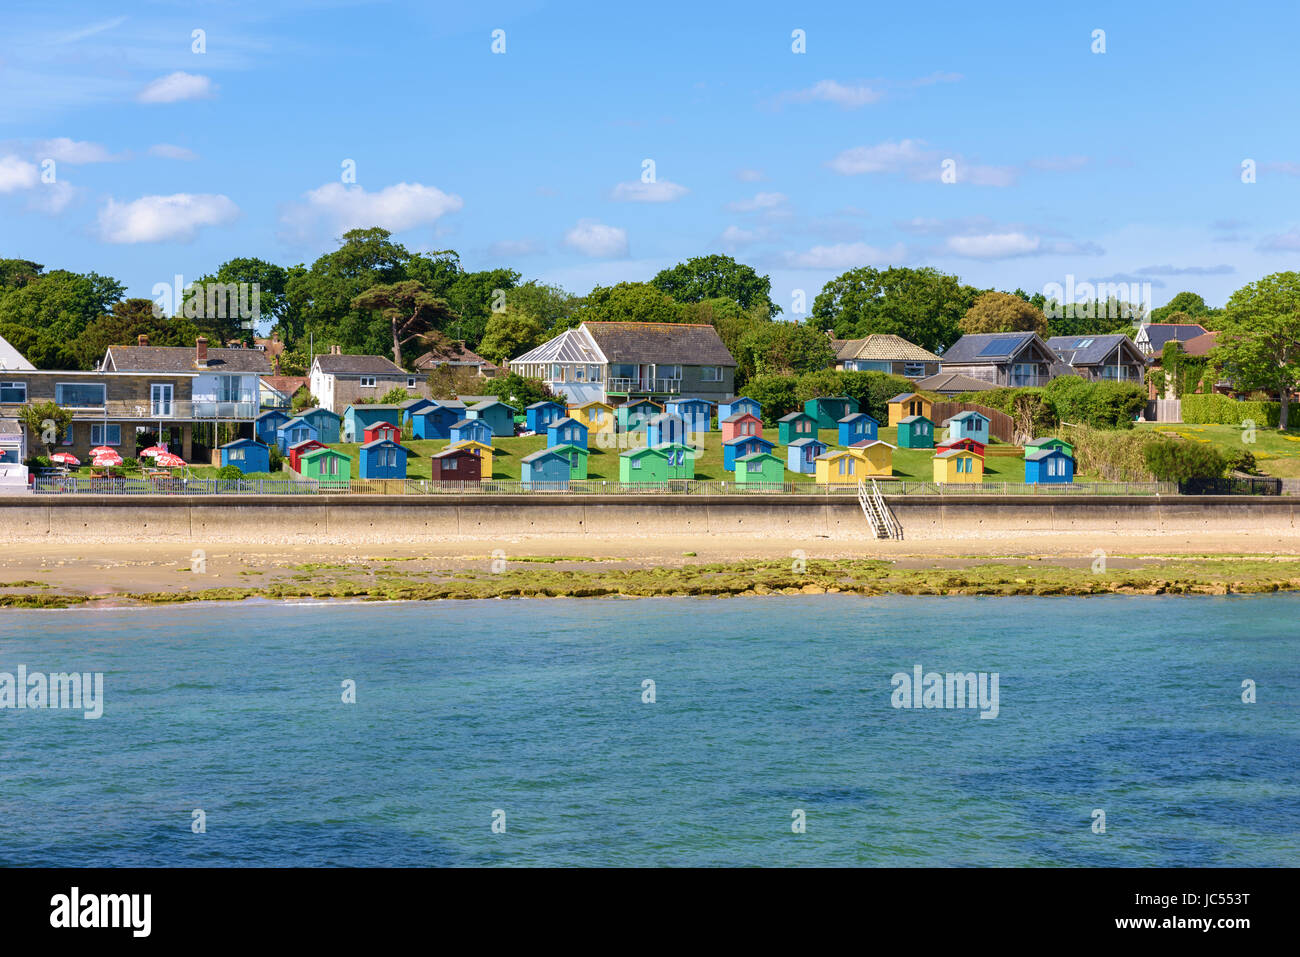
[
  {"x1": 549, "y1": 443, "x2": 589, "y2": 480},
  {"x1": 1024, "y1": 436, "x2": 1075, "y2": 457},
  {"x1": 896, "y1": 414, "x2": 935, "y2": 449},
  {"x1": 298, "y1": 446, "x2": 352, "y2": 484},
  {"x1": 619, "y1": 444, "x2": 696, "y2": 483},
  {"x1": 777, "y1": 410, "x2": 818, "y2": 445},
  {"x1": 734, "y1": 451, "x2": 784, "y2": 484}
]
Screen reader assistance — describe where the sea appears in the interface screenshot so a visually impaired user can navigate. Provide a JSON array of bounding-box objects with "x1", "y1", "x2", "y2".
[{"x1": 0, "y1": 595, "x2": 1296, "y2": 867}]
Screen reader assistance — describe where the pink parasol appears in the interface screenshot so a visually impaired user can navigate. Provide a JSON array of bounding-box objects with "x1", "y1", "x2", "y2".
[
  {"x1": 49, "y1": 452, "x2": 80, "y2": 466},
  {"x1": 89, "y1": 446, "x2": 115, "y2": 457},
  {"x1": 140, "y1": 444, "x2": 168, "y2": 458},
  {"x1": 92, "y1": 451, "x2": 123, "y2": 467},
  {"x1": 153, "y1": 452, "x2": 185, "y2": 468}
]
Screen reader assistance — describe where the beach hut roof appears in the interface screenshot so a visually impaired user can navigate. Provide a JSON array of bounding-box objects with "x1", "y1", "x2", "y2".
[
  {"x1": 839, "y1": 411, "x2": 879, "y2": 424},
  {"x1": 1025, "y1": 447, "x2": 1070, "y2": 461},
  {"x1": 520, "y1": 448, "x2": 567, "y2": 464},
  {"x1": 849, "y1": 439, "x2": 897, "y2": 450},
  {"x1": 301, "y1": 445, "x2": 346, "y2": 460},
  {"x1": 945, "y1": 410, "x2": 989, "y2": 424},
  {"x1": 451, "y1": 417, "x2": 484, "y2": 429},
  {"x1": 288, "y1": 438, "x2": 324, "y2": 451},
  {"x1": 723, "y1": 435, "x2": 772, "y2": 446},
  {"x1": 620, "y1": 445, "x2": 666, "y2": 459},
  {"x1": 667, "y1": 396, "x2": 712, "y2": 407},
  {"x1": 431, "y1": 445, "x2": 476, "y2": 460},
  {"x1": 572, "y1": 399, "x2": 612, "y2": 410},
  {"x1": 814, "y1": 448, "x2": 854, "y2": 461},
  {"x1": 788, "y1": 437, "x2": 827, "y2": 448},
  {"x1": 447, "y1": 439, "x2": 491, "y2": 452},
  {"x1": 220, "y1": 437, "x2": 264, "y2": 449},
  {"x1": 548, "y1": 443, "x2": 588, "y2": 457},
  {"x1": 347, "y1": 403, "x2": 404, "y2": 412},
  {"x1": 898, "y1": 414, "x2": 932, "y2": 425},
  {"x1": 548, "y1": 416, "x2": 584, "y2": 429},
  {"x1": 934, "y1": 447, "x2": 977, "y2": 459},
  {"x1": 526, "y1": 400, "x2": 563, "y2": 410},
  {"x1": 471, "y1": 398, "x2": 515, "y2": 412},
  {"x1": 359, "y1": 438, "x2": 412, "y2": 452},
  {"x1": 721, "y1": 411, "x2": 760, "y2": 423},
  {"x1": 736, "y1": 451, "x2": 781, "y2": 463},
  {"x1": 778, "y1": 410, "x2": 813, "y2": 422},
  {"x1": 888, "y1": 392, "x2": 923, "y2": 404}
]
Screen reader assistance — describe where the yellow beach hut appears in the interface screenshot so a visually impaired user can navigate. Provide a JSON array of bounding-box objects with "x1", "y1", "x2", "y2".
[
  {"x1": 849, "y1": 439, "x2": 896, "y2": 476},
  {"x1": 814, "y1": 448, "x2": 866, "y2": 484},
  {"x1": 568, "y1": 400, "x2": 615, "y2": 434},
  {"x1": 933, "y1": 447, "x2": 983, "y2": 484},
  {"x1": 887, "y1": 392, "x2": 933, "y2": 427},
  {"x1": 447, "y1": 439, "x2": 494, "y2": 480}
]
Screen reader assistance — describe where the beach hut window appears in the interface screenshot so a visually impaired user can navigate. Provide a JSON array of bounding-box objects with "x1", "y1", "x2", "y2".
[
  {"x1": 570, "y1": 453, "x2": 579, "y2": 467},
  {"x1": 230, "y1": 449, "x2": 245, "y2": 461},
  {"x1": 747, "y1": 460, "x2": 761, "y2": 473},
  {"x1": 446, "y1": 457, "x2": 458, "y2": 470},
  {"x1": 632, "y1": 458, "x2": 642, "y2": 470}
]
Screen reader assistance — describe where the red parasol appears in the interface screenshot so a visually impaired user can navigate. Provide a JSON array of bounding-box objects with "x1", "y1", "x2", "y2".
[
  {"x1": 50, "y1": 452, "x2": 80, "y2": 466},
  {"x1": 140, "y1": 445, "x2": 168, "y2": 458},
  {"x1": 153, "y1": 452, "x2": 185, "y2": 468},
  {"x1": 92, "y1": 451, "x2": 123, "y2": 467}
]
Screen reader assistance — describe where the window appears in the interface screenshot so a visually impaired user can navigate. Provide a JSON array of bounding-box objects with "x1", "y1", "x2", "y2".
[
  {"x1": 0, "y1": 381, "x2": 26, "y2": 403},
  {"x1": 853, "y1": 360, "x2": 891, "y2": 373},
  {"x1": 217, "y1": 375, "x2": 241, "y2": 403},
  {"x1": 407, "y1": 377, "x2": 417, "y2": 388},
  {"x1": 90, "y1": 424, "x2": 121, "y2": 446},
  {"x1": 151, "y1": 383, "x2": 173, "y2": 417},
  {"x1": 56, "y1": 382, "x2": 106, "y2": 407},
  {"x1": 62, "y1": 424, "x2": 74, "y2": 446},
  {"x1": 659, "y1": 365, "x2": 681, "y2": 380},
  {"x1": 574, "y1": 366, "x2": 585, "y2": 382},
  {"x1": 903, "y1": 362, "x2": 926, "y2": 378},
  {"x1": 701, "y1": 366, "x2": 723, "y2": 382},
  {"x1": 611, "y1": 364, "x2": 636, "y2": 380},
  {"x1": 570, "y1": 452, "x2": 579, "y2": 467},
  {"x1": 632, "y1": 458, "x2": 642, "y2": 470},
  {"x1": 230, "y1": 448, "x2": 245, "y2": 461},
  {"x1": 446, "y1": 457, "x2": 458, "y2": 470},
  {"x1": 747, "y1": 460, "x2": 762, "y2": 473},
  {"x1": 360, "y1": 376, "x2": 376, "y2": 388}
]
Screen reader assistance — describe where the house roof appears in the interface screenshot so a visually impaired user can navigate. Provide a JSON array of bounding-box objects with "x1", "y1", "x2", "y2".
[
  {"x1": 666, "y1": 396, "x2": 713, "y2": 407},
  {"x1": 447, "y1": 439, "x2": 491, "y2": 452},
  {"x1": 581, "y1": 321, "x2": 736, "y2": 366},
  {"x1": 261, "y1": 375, "x2": 309, "y2": 396},
  {"x1": 105, "y1": 344, "x2": 272, "y2": 374},
  {"x1": 412, "y1": 341, "x2": 502, "y2": 372},
  {"x1": 313, "y1": 353, "x2": 406, "y2": 376},
  {"x1": 1139, "y1": 323, "x2": 1209, "y2": 350},
  {"x1": 723, "y1": 396, "x2": 760, "y2": 406},
  {"x1": 809, "y1": 394, "x2": 856, "y2": 406},
  {"x1": 512, "y1": 327, "x2": 607, "y2": 365},
  {"x1": 1025, "y1": 436, "x2": 1071, "y2": 448},
  {"x1": 0, "y1": 333, "x2": 35, "y2": 371},
  {"x1": 1181, "y1": 331, "x2": 1220, "y2": 356},
  {"x1": 832, "y1": 334, "x2": 940, "y2": 363},
  {"x1": 1046, "y1": 333, "x2": 1143, "y2": 367},
  {"x1": 362, "y1": 420, "x2": 399, "y2": 431},
  {"x1": 570, "y1": 400, "x2": 612, "y2": 410},
  {"x1": 940, "y1": 332, "x2": 1049, "y2": 365},
  {"x1": 914, "y1": 372, "x2": 997, "y2": 393}
]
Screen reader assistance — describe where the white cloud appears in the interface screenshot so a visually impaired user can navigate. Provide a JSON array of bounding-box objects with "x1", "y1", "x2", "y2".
[
  {"x1": 719, "y1": 225, "x2": 768, "y2": 250},
  {"x1": 137, "y1": 72, "x2": 215, "y2": 104},
  {"x1": 0, "y1": 155, "x2": 39, "y2": 192},
  {"x1": 610, "y1": 179, "x2": 689, "y2": 202},
  {"x1": 726, "y1": 191, "x2": 787, "y2": 213},
  {"x1": 148, "y1": 143, "x2": 199, "y2": 161},
  {"x1": 778, "y1": 80, "x2": 884, "y2": 109},
  {"x1": 1136, "y1": 264, "x2": 1234, "y2": 276},
  {"x1": 827, "y1": 140, "x2": 935, "y2": 176},
  {"x1": 563, "y1": 219, "x2": 628, "y2": 258},
  {"x1": 28, "y1": 181, "x2": 77, "y2": 215},
  {"x1": 34, "y1": 138, "x2": 117, "y2": 163},
  {"x1": 1261, "y1": 161, "x2": 1300, "y2": 177},
  {"x1": 946, "y1": 233, "x2": 1041, "y2": 258},
  {"x1": 280, "y1": 182, "x2": 464, "y2": 240},
  {"x1": 96, "y1": 193, "x2": 239, "y2": 243},
  {"x1": 780, "y1": 242, "x2": 904, "y2": 269}
]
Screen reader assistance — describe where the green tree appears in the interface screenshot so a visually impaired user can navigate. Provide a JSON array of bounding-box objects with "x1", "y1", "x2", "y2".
[
  {"x1": 0, "y1": 267, "x2": 126, "y2": 367},
  {"x1": 577, "y1": 282, "x2": 685, "y2": 325},
  {"x1": 186, "y1": 257, "x2": 290, "y2": 344},
  {"x1": 18, "y1": 401, "x2": 73, "y2": 458},
  {"x1": 961, "y1": 291, "x2": 1048, "y2": 336},
  {"x1": 477, "y1": 306, "x2": 546, "y2": 365},
  {"x1": 1216, "y1": 271, "x2": 1300, "y2": 429},
  {"x1": 651, "y1": 254, "x2": 778, "y2": 315},
  {"x1": 736, "y1": 321, "x2": 834, "y2": 377},
  {"x1": 351, "y1": 280, "x2": 458, "y2": 369},
  {"x1": 480, "y1": 372, "x2": 556, "y2": 410},
  {"x1": 809, "y1": 266, "x2": 977, "y2": 354}
]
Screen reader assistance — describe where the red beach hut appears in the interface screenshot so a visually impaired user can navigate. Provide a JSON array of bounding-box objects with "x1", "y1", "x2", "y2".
[
  {"x1": 430, "y1": 446, "x2": 481, "y2": 482},
  {"x1": 363, "y1": 421, "x2": 401, "y2": 444},
  {"x1": 289, "y1": 438, "x2": 327, "y2": 472}
]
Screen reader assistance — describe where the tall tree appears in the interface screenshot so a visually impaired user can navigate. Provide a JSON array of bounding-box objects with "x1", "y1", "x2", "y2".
[
  {"x1": 577, "y1": 282, "x2": 685, "y2": 325},
  {"x1": 809, "y1": 266, "x2": 977, "y2": 354},
  {"x1": 960, "y1": 291, "x2": 1048, "y2": 336},
  {"x1": 651, "y1": 254, "x2": 778, "y2": 315},
  {"x1": 1216, "y1": 272, "x2": 1300, "y2": 429},
  {"x1": 0, "y1": 267, "x2": 126, "y2": 368},
  {"x1": 351, "y1": 280, "x2": 457, "y2": 368}
]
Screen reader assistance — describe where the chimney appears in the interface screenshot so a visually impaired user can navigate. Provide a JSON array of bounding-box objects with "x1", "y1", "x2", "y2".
[
  {"x1": 331, "y1": 344, "x2": 341, "y2": 355},
  {"x1": 138, "y1": 333, "x2": 149, "y2": 347},
  {"x1": 196, "y1": 336, "x2": 209, "y2": 366}
]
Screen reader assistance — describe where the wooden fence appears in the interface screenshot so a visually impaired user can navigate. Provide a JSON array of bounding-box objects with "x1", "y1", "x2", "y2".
[{"x1": 931, "y1": 401, "x2": 1016, "y2": 443}]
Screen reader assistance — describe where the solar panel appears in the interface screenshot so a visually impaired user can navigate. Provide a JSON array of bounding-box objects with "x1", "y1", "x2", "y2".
[{"x1": 976, "y1": 337, "x2": 1024, "y2": 357}]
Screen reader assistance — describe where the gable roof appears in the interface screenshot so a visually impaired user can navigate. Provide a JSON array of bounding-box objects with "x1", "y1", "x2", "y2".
[
  {"x1": 431, "y1": 445, "x2": 478, "y2": 460},
  {"x1": 832, "y1": 334, "x2": 940, "y2": 363},
  {"x1": 935, "y1": 447, "x2": 978, "y2": 459},
  {"x1": 261, "y1": 375, "x2": 309, "y2": 396},
  {"x1": 412, "y1": 341, "x2": 501, "y2": 372},
  {"x1": 520, "y1": 448, "x2": 569, "y2": 464},
  {"x1": 512, "y1": 327, "x2": 607, "y2": 365},
  {"x1": 105, "y1": 344, "x2": 272, "y2": 374},
  {"x1": 941, "y1": 332, "x2": 1052, "y2": 365},
  {"x1": 580, "y1": 321, "x2": 736, "y2": 366},
  {"x1": 945, "y1": 410, "x2": 989, "y2": 423},
  {"x1": 888, "y1": 392, "x2": 926, "y2": 404},
  {"x1": 1046, "y1": 333, "x2": 1144, "y2": 367},
  {"x1": 788, "y1": 437, "x2": 827, "y2": 448},
  {"x1": 723, "y1": 434, "x2": 774, "y2": 447},
  {"x1": 897, "y1": 414, "x2": 932, "y2": 425},
  {"x1": 1138, "y1": 323, "x2": 1209, "y2": 350},
  {"x1": 359, "y1": 438, "x2": 410, "y2": 452},
  {"x1": 313, "y1": 353, "x2": 406, "y2": 376},
  {"x1": 548, "y1": 416, "x2": 585, "y2": 430},
  {"x1": 914, "y1": 372, "x2": 997, "y2": 393},
  {"x1": 1180, "y1": 331, "x2": 1220, "y2": 356},
  {"x1": 527, "y1": 400, "x2": 564, "y2": 410},
  {"x1": 1026, "y1": 447, "x2": 1070, "y2": 461},
  {"x1": 779, "y1": 410, "x2": 815, "y2": 422},
  {"x1": 0, "y1": 332, "x2": 35, "y2": 371}
]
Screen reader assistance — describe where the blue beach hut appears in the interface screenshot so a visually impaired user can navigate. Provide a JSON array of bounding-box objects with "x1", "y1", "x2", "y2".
[
  {"x1": 546, "y1": 416, "x2": 589, "y2": 450},
  {"x1": 342, "y1": 405, "x2": 400, "y2": 442},
  {"x1": 277, "y1": 416, "x2": 320, "y2": 454},
  {"x1": 358, "y1": 438, "x2": 413, "y2": 479},
  {"x1": 296, "y1": 407, "x2": 341, "y2": 443},
  {"x1": 1024, "y1": 447, "x2": 1074, "y2": 484},
  {"x1": 468, "y1": 399, "x2": 516, "y2": 437},
  {"x1": 646, "y1": 412, "x2": 687, "y2": 448},
  {"x1": 398, "y1": 397, "x2": 437, "y2": 426},
  {"x1": 525, "y1": 400, "x2": 566, "y2": 433},
  {"x1": 450, "y1": 418, "x2": 493, "y2": 446},
  {"x1": 786, "y1": 437, "x2": 827, "y2": 474},
  {"x1": 220, "y1": 438, "x2": 270, "y2": 474},
  {"x1": 718, "y1": 396, "x2": 761, "y2": 423},
  {"x1": 255, "y1": 409, "x2": 290, "y2": 445},
  {"x1": 945, "y1": 410, "x2": 990, "y2": 443},
  {"x1": 723, "y1": 434, "x2": 775, "y2": 471},
  {"x1": 664, "y1": 397, "x2": 712, "y2": 434},
  {"x1": 837, "y1": 412, "x2": 879, "y2": 446},
  {"x1": 520, "y1": 448, "x2": 573, "y2": 486},
  {"x1": 412, "y1": 403, "x2": 460, "y2": 440}
]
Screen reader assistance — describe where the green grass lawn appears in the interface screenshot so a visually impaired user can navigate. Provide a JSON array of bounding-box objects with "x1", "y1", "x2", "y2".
[{"x1": 1132, "y1": 422, "x2": 1300, "y2": 477}]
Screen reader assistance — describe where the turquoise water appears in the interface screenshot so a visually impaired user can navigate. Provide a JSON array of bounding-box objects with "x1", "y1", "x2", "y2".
[{"x1": 0, "y1": 595, "x2": 1296, "y2": 867}]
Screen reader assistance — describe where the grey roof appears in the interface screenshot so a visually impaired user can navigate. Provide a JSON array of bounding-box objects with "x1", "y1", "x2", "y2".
[
  {"x1": 897, "y1": 414, "x2": 931, "y2": 424},
  {"x1": 779, "y1": 411, "x2": 813, "y2": 422},
  {"x1": 1026, "y1": 447, "x2": 1069, "y2": 461},
  {"x1": 398, "y1": 397, "x2": 435, "y2": 409},
  {"x1": 787, "y1": 437, "x2": 826, "y2": 448},
  {"x1": 939, "y1": 332, "x2": 1040, "y2": 364},
  {"x1": 470, "y1": 399, "x2": 515, "y2": 412},
  {"x1": 548, "y1": 416, "x2": 583, "y2": 429},
  {"x1": 1140, "y1": 323, "x2": 1209, "y2": 350},
  {"x1": 520, "y1": 448, "x2": 567, "y2": 464},
  {"x1": 451, "y1": 418, "x2": 483, "y2": 429},
  {"x1": 527, "y1": 400, "x2": 563, "y2": 409},
  {"x1": 721, "y1": 412, "x2": 758, "y2": 423},
  {"x1": 915, "y1": 372, "x2": 997, "y2": 393},
  {"x1": 314, "y1": 354, "x2": 406, "y2": 376},
  {"x1": 888, "y1": 392, "x2": 923, "y2": 403},
  {"x1": 105, "y1": 345, "x2": 272, "y2": 374},
  {"x1": 582, "y1": 322, "x2": 736, "y2": 366},
  {"x1": 1047, "y1": 334, "x2": 1143, "y2": 366}
]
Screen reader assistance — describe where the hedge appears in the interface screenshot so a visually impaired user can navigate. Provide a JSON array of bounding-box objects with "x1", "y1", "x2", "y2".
[{"x1": 1180, "y1": 393, "x2": 1281, "y2": 427}]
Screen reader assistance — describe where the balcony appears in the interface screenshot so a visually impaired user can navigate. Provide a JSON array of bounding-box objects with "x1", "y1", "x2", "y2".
[
  {"x1": 82, "y1": 399, "x2": 259, "y2": 420},
  {"x1": 607, "y1": 377, "x2": 682, "y2": 395},
  {"x1": 1006, "y1": 374, "x2": 1050, "y2": 388}
]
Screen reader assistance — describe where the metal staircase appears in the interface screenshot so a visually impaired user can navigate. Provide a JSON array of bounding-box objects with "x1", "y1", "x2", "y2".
[{"x1": 858, "y1": 479, "x2": 902, "y2": 540}]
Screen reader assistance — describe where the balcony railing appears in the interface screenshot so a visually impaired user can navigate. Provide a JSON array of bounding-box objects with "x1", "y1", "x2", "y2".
[
  {"x1": 1006, "y1": 374, "x2": 1050, "y2": 388},
  {"x1": 607, "y1": 377, "x2": 683, "y2": 395},
  {"x1": 68, "y1": 399, "x2": 259, "y2": 420}
]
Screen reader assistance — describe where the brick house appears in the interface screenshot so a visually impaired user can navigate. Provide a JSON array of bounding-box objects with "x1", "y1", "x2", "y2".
[{"x1": 308, "y1": 347, "x2": 431, "y2": 413}]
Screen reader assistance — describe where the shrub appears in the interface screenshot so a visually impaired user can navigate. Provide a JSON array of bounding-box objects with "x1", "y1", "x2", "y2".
[
  {"x1": 1043, "y1": 376, "x2": 1146, "y2": 429},
  {"x1": 216, "y1": 464, "x2": 244, "y2": 480},
  {"x1": 1142, "y1": 439, "x2": 1227, "y2": 482},
  {"x1": 741, "y1": 374, "x2": 800, "y2": 424},
  {"x1": 1223, "y1": 448, "x2": 1257, "y2": 474},
  {"x1": 832, "y1": 370, "x2": 916, "y2": 424},
  {"x1": 268, "y1": 445, "x2": 284, "y2": 472},
  {"x1": 1180, "y1": 393, "x2": 1281, "y2": 427},
  {"x1": 1066, "y1": 425, "x2": 1159, "y2": 481}
]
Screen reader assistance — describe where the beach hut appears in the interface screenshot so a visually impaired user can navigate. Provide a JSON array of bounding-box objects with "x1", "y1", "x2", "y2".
[
  {"x1": 430, "y1": 446, "x2": 481, "y2": 482},
  {"x1": 411, "y1": 403, "x2": 460, "y2": 440},
  {"x1": 837, "y1": 412, "x2": 879, "y2": 446},
  {"x1": 467, "y1": 399, "x2": 516, "y2": 437},
  {"x1": 447, "y1": 439, "x2": 493, "y2": 479},
  {"x1": 1025, "y1": 447, "x2": 1074, "y2": 484},
  {"x1": 720, "y1": 411, "x2": 763, "y2": 443},
  {"x1": 277, "y1": 416, "x2": 320, "y2": 454},
  {"x1": 848, "y1": 439, "x2": 895, "y2": 476},
  {"x1": 450, "y1": 418, "x2": 493, "y2": 446},
  {"x1": 520, "y1": 448, "x2": 573, "y2": 486},
  {"x1": 546, "y1": 416, "x2": 589, "y2": 450},
  {"x1": 777, "y1": 410, "x2": 818, "y2": 445},
  {"x1": 665, "y1": 397, "x2": 713, "y2": 434},
  {"x1": 362, "y1": 421, "x2": 401, "y2": 444},
  {"x1": 944, "y1": 410, "x2": 990, "y2": 444},
  {"x1": 398, "y1": 397, "x2": 437, "y2": 426},
  {"x1": 288, "y1": 438, "x2": 326, "y2": 473},
  {"x1": 569, "y1": 400, "x2": 615, "y2": 434},
  {"x1": 936, "y1": 436, "x2": 985, "y2": 457},
  {"x1": 887, "y1": 392, "x2": 932, "y2": 427},
  {"x1": 734, "y1": 451, "x2": 784, "y2": 485},
  {"x1": 619, "y1": 445, "x2": 696, "y2": 483},
  {"x1": 219, "y1": 438, "x2": 270, "y2": 474},
  {"x1": 255, "y1": 409, "x2": 291, "y2": 445},
  {"x1": 718, "y1": 396, "x2": 761, "y2": 423},
  {"x1": 933, "y1": 447, "x2": 983, "y2": 484},
  {"x1": 723, "y1": 434, "x2": 775, "y2": 471},
  {"x1": 525, "y1": 400, "x2": 566, "y2": 433},
  {"x1": 897, "y1": 414, "x2": 935, "y2": 449},
  {"x1": 787, "y1": 436, "x2": 827, "y2": 474},
  {"x1": 814, "y1": 448, "x2": 864, "y2": 484},
  {"x1": 299, "y1": 446, "x2": 351, "y2": 484},
  {"x1": 358, "y1": 438, "x2": 412, "y2": 479},
  {"x1": 805, "y1": 394, "x2": 860, "y2": 429},
  {"x1": 616, "y1": 398, "x2": 663, "y2": 433},
  {"x1": 658, "y1": 444, "x2": 697, "y2": 479},
  {"x1": 342, "y1": 404, "x2": 402, "y2": 442},
  {"x1": 1025, "y1": 436, "x2": 1075, "y2": 457},
  {"x1": 646, "y1": 412, "x2": 687, "y2": 448},
  {"x1": 549, "y1": 443, "x2": 589, "y2": 480},
  {"x1": 296, "y1": 407, "x2": 341, "y2": 443}
]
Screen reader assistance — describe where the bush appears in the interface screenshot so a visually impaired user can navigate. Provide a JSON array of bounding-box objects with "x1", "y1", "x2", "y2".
[
  {"x1": 1223, "y1": 448, "x2": 1257, "y2": 474},
  {"x1": 268, "y1": 445, "x2": 284, "y2": 472},
  {"x1": 1142, "y1": 439, "x2": 1227, "y2": 482},
  {"x1": 1180, "y1": 393, "x2": 1281, "y2": 427},
  {"x1": 1043, "y1": 376, "x2": 1146, "y2": 429},
  {"x1": 1066, "y1": 426, "x2": 1159, "y2": 481},
  {"x1": 741, "y1": 374, "x2": 800, "y2": 424},
  {"x1": 832, "y1": 371, "x2": 916, "y2": 424},
  {"x1": 216, "y1": 464, "x2": 244, "y2": 480}
]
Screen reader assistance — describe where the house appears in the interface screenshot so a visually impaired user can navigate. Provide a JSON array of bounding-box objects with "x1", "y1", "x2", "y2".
[
  {"x1": 830, "y1": 334, "x2": 941, "y2": 378},
  {"x1": 786, "y1": 437, "x2": 827, "y2": 474},
  {"x1": 343, "y1": 404, "x2": 405, "y2": 442},
  {"x1": 944, "y1": 411, "x2": 990, "y2": 443},
  {"x1": 520, "y1": 448, "x2": 573, "y2": 485},
  {"x1": 777, "y1": 410, "x2": 818, "y2": 445},
  {"x1": 619, "y1": 444, "x2": 696, "y2": 482},
  {"x1": 837, "y1": 412, "x2": 879, "y2": 446},
  {"x1": 450, "y1": 418, "x2": 493, "y2": 446},
  {"x1": 363, "y1": 421, "x2": 401, "y2": 444},
  {"x1": 936, "y1": 436, "x2": 985, "y2": 457},
  {"x1": 568, "y1": 400, "x2": 615, "y2": 434},
  {"x1": 0, "y1": 332, "x2": 35, "y2": 372},
  {"x1": 896, "y1": 415, "x2": 935, "y2": 449},
  {"x1": 887, "y1": 392, "x2": 932, "y2": 427},
  {"x1": 734, "y1": 451, "x2": 785, "y2": 484},
  {"x1": 430, "y1": 446, "x2": 481, "y2": 482},
  {"x1": 645, "y1": 412, "x2": 687, "y2": 448},
  {"x1": 1024, "y1": 437, "x2": 1075, "y2": 457},
  {"x1": 294, "y1": 407, "x2": 341, "y2": 443},
  {"x1": 219, "y1": 438, "x2": 270, "y2": 474},
  {"x1": 255, "y1": 408, "x2": 291, "y2": 445},
  {"x1": 938, "y1": 332, "x2": 1057, "y2": 387},
  {"x1": 277, "y1": 416, "x2": 320, "y2": 454},
  {"x1": 717, "y1": 396, "x2": 761, "y2": 423},
  {"x1": 298, "y1": 446, "x2": 351, "y2": 483},
  {"x1": 723, "y1": 434, "x2": 775, "y2": 471},
  {"x1": 308, "y1": 348, "x2": 428, "y2": 413},
  {"x1": 933, "y1": 448, "x2": 983, "y2": 484},
  {"x1": 510, "y1": 321, "x2": 736, "y2": 405},
  {"x1": 397, "y1": 396, "x2": 438, "y2": 426},
  {"x1": 914, "y1": 372, "x2": 998, "y2": 396},
  {"x1": 1134, "y1": 322, "x2": 1210, "y2": 358},
  {"x1": 412, "y1": 341, "x2": 503, "y2": 378},
  {"x1": 1024, "y1": 447, "x2": 1074, "y2": 484},
  {"x1": 616, "y1": 398, "x2": 663, "y2": 432},
  {"x1": 664, "y1": 397, "x2": 713, "y2": 434},
  {"x1": 546, "y1": 416, "x2": 589, "y2": 451},
  {"x1": 525, "y1": 400, "x2": 566, "y2": 433},
  {"x1": 805, "y1": 395, "x2": 860, "y2": 429},
  {"x1": 259, "y1": 375, "x2": 309, "y2": 410},
  {"x1": 814, "y1": 448, "x2": 864, "y2": 484},
  {"x1": 288, "y1": 438, "x2": 326, "y2": 472},
  {"x1": 467, "y1": 399, "x2": 516, "y2": 437},
  {"x1": 549, "y1": 443, "x2": 589, "y2": 480},
  {"x1": 1047, "y1": 334, "x2": 1146, "y2": 383},
  {"x1": 720, "y1": 411, "x2": 763, "y2": 443},
  {"x1": 848, "y1": 439, "x2": 895, "y2": 476},
  {"x1": 411, "y1": 403, "x2": 460, "y2": 440},
  {"x1": 447, "y1": 439, "x2": 493, "y2": 479},
  {"x1": 1180, "y1": 331, "x2": 1219, "y2": 357},
  {"x1": 358, "y1": 438, "x2": 412, "y2": 479}
]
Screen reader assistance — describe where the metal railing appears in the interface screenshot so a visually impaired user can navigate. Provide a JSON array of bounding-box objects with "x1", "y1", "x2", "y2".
[{"x1": 607, "y1": 377, "x2": 683, "y2": 395}]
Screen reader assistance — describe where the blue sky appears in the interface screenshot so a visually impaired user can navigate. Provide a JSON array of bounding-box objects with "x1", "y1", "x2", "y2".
[{"x1": 2, "y1": 0, "x2": 1299, "y2": 315}]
